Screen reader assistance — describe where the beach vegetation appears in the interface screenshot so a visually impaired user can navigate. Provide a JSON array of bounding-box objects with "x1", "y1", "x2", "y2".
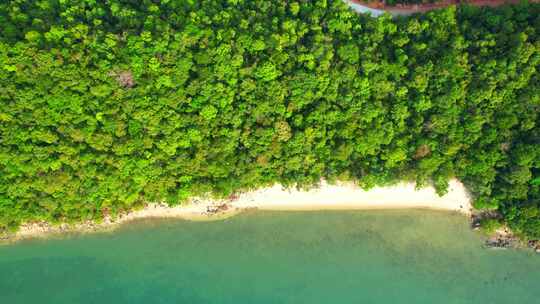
[{"x1": 479, "y1": 218, "x2": 503, "y2": 235}]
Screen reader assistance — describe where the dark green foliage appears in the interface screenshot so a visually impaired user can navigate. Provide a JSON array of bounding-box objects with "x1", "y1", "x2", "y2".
[{"x1": 1, "y1": 1, "x2": 539, "y2": 238}]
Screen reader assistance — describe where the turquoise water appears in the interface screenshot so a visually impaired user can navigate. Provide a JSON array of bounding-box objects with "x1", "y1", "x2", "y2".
[{"x1": 1, "y1": 210, "x2": 539, "y2": 303}]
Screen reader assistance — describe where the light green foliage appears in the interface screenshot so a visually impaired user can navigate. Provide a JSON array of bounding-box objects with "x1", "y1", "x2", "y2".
[
  {"x1": 480, "y1": 218, "x2": 503, "y2": 235},
  {"x1": 0, "y1": 1, "x2": 539, "y2": 238}
]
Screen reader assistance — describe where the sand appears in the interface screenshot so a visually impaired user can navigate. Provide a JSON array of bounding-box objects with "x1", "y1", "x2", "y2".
[
  {"x1": 230, "y1": 179, "x2": 470, "y2": 212},
  {"x1": 8, "y1": 179, "x2": 471, "y2": 242}
]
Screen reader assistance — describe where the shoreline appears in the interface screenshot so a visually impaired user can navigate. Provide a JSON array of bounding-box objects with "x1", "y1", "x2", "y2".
[{"x1": 4, "y1": 179, "x2": 472, "y2": 243}]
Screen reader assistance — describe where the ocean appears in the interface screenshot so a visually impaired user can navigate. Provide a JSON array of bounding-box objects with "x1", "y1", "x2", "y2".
[{"x1": 1, "y1": 210, "x2": 539, "y2": 303}]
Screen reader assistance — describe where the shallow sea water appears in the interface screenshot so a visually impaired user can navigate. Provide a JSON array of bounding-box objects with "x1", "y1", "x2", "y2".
[{"x1": 1, "y1": 210, "x2": 539, "y2": 303}]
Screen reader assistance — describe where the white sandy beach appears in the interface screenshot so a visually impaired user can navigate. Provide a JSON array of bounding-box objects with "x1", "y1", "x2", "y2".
[
  {"x1": 230, "y1": 179, "x2": 471, "y2": 212},
  {"x1": 11, "y1": 179, "x2": 471, "y2": 241}
]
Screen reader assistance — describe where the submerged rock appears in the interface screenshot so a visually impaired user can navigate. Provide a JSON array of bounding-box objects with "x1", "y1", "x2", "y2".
[
  {"x1": 485, "y1": 237, "x2": 512, "y2": 249},
  {"x1": 484, "y1": 227, "x2": 520, "y2": 249}
]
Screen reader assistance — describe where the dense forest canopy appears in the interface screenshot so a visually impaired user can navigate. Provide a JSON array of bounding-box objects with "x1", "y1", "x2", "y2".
[{"x1": 0, "y1": 0, "x2": 539, "y2": 238}]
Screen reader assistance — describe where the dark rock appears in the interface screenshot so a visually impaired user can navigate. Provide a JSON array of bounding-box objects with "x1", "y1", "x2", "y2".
[
  {"x1": 528, "y1": 240, "x2": 540, "y2": 253},
  {"x1": 206, "y1": 203, "x2": 230, "y2": 214},
  {"x1": 484, "y1": 231, "x2": 520, "y2": 250},
  {"x1": 470, "y1": 210, "x2": 502, "y2": 230}
]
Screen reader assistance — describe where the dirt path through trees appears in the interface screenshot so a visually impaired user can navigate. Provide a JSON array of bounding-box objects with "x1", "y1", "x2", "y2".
[{"x1": 352, "y1": 0, "x2": 539, "y2": 14}]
